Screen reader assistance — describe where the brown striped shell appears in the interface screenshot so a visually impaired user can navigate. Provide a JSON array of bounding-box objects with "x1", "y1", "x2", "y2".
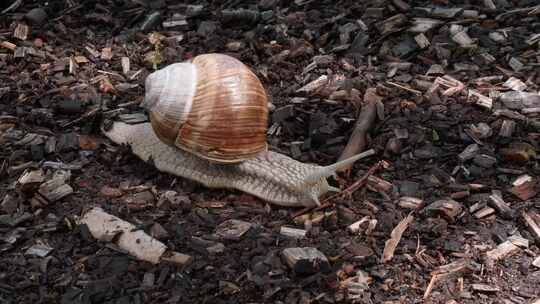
[{"x1": 141, "y1": 53, "x2": 269, "y2": 164}]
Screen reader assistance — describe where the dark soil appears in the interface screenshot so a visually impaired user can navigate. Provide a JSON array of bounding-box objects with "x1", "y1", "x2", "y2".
[{"x1": 1, "y1": 1, "x2": 540, "y2": 303}]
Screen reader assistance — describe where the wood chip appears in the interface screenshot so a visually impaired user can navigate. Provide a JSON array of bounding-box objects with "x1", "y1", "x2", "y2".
[
  {"x1": 450, "y1": 25, "x2": 474, "y2": 47},
  {"x1": 485, "y1": 240, "x2": 520, "y2": 262},
  {"x1": 161, "y1": 251, "x2": 192, "y2": 267},
  {"x1": 101, "y1": 47, "x2": 113, "y2": 60},
  {"x1": 508, "y1": 234, "x2": 529, "y2": 248},
  {"x1": 425, "y1": 199, "x2": 463, "y2": 221},
  {"x1": 510, "y1": 178, "x2": 537, "y2": 200},
  {"x1": 382, "y1": 214, "x2": 414, "y2": 263},
  {"x1": 488, "y1": 192, "x2": 514, "y2": 219},
  {"x1": 522, "y1": 211, "x2": 540, "y2": 242},
  {"x1": 398, "y1": 196, "x2": 424, "y2": 209},
  {"x1": 282, "y1": 247, "x2": 330, "y2": 274},
  {"x1": 503, "y1": 77, "x2": 527, "y2": 91},
  {"x1": 79, "y1": 207, "x2": 167, "y2": 264},
  {"x1": 512, "y1": 175, "x2": 533, "y2": 187},
  {"x1": 474, "y1": 207, "x2": 495, "y2": 219},
  {"x1": 508, "y1": 57, "x2": 524, "y2": 72},
  {"x1": 280, "y1": 226, "x2": 307, "y2": 239},
  {"x1": 498, "y1": 120, "x2": 515, "y2": 137},
  {"x1": 348, "y1": 216, "x2": 371, "y2": 234},
  {"x1": 13, "y1": 23, "x2": 29, "y2": 40},
  {"x1": 532, "y1": 256, "x2": 540, "y2": 268},
  {"x1": 121, "y1": 57, "x2": 130, "y2": 75},
  {"x1": 85, "y1": 45, "x2": 100, "y2": 58},
  {"x1": 414, "y1": 33, "x2": 430, "y2": 48},
  {"x1": 471, "y1": 283, "x2": 500, "y2": 293},
  {"x1": 468, "y1": 90, "x2": 493, "y2": 109},
  {"x1": 214, "y1": 219, "x2": 252, "y2": 240},
  {"x1": 38, "y1": 177, "x2": 74, "y2": 203},
  {"x1": 18, "y1": 169, "x2": 45, "y2": 185},
  {"x1": 0, "y1": 40, "x2": 17, "y2": 51},
  {"x1": 74, "y1": 55, "x2": 89, "y2": 64},
  {"x1": 424, "y1": 259, "x2": 472, "y2": 299}
]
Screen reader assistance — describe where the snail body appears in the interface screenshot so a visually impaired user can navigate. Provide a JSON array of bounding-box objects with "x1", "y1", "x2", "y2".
[{"x1": 103, "y1": 54, "x2": 373, "y2": 207}]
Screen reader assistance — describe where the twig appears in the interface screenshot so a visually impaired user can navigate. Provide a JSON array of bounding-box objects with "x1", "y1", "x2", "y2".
[
  {"x1": 337, "y1": 88, "x2": 380, "y2": 172},
  {"x1": 60, "y1": 107, "x2": 99, "y2": 128},
  {"x1": 292, "y1": 160, "x2": 386, "y2": 218},
  {"x1": 1, "y1": 0, "x2": 23, "y2": 15},
  {"x1": 386, "y1": 81, "x2": 422, "y2": 95}
]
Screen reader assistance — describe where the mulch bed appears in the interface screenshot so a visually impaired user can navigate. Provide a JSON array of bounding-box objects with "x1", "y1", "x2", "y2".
[{"x1": 1, "y1": 0, "x2": 540, "y2": 303}]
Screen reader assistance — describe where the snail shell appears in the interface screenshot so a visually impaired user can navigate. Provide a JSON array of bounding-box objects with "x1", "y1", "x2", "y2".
[{"x1": 142, "y1": 53, "x2": 269, "y2": 164}]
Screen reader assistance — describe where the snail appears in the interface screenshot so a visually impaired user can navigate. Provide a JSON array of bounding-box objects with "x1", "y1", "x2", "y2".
[{"x1": 102, "y1": 53, "x2": 374, "y2": 208}]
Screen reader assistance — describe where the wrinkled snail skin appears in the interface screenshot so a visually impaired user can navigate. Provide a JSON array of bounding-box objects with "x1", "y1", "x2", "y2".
[{"x1": 103, "y1": 122, "x2": 372, "y2": 207}]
